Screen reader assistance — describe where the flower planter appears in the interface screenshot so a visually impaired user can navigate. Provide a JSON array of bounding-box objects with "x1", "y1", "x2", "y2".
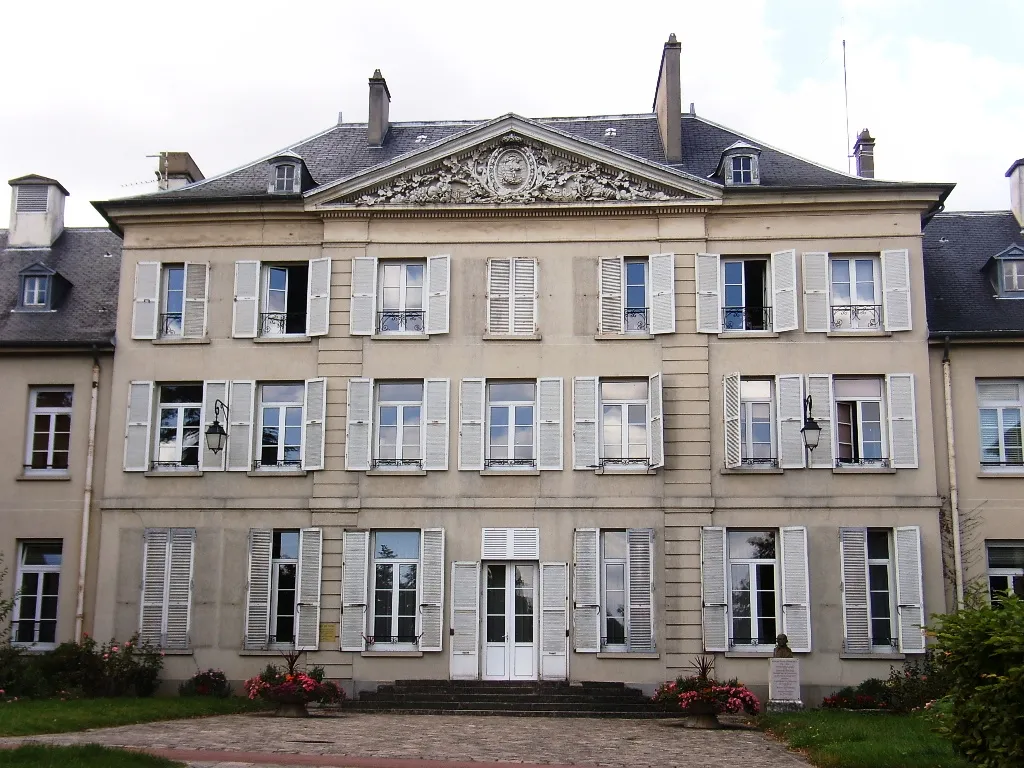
[
  {"x1": 681, "y1": 712, "x2": 721, "y2": 729},
  {"x1": 275, "y1": 701, "x2": 309, "y2": 718}
]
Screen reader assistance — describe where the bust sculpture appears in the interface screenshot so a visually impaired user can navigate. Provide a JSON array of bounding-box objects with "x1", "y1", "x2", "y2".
[{"x1": 773, "y1": 633, "x2": 794, "y2": 658}]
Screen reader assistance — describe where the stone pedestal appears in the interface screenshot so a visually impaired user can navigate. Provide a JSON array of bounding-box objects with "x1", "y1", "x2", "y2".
[{"x1": 767, "y1": 657, "x2": 803, "y2": 712}]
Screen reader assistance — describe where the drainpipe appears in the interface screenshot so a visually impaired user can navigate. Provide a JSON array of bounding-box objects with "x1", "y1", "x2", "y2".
[
  {"x1": 74, "y1": 352, "x2": 101, "y2": 642},
  {"x1": 942, "y1": 337, "x2": 965, "y2": 609}
]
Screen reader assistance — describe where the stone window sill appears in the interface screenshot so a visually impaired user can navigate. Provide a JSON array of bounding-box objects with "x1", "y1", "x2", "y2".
[
  {"x1": 721, "y1": 466, "x2": 784, "y2": 474},
  {"x1": 724, "y1": 651, "x2": 777, "y2": 658},
  {"x1": 832, "y1": 466, "x2": 897, "y2": 474},
  {"x1": 152, "y1": 337, "x2": 211, "y2": 345},
  {"x1": 159, "y1": 649, "x2": 194, "y2": 656},
  {"x1": 481, "y1": 468, "x2": 541, "y2": 476},
  {"x1": 717, "y1": 331, "x2": 779, "y2": 339},
  {"x1": 145, "y1": 470, "x2": 203, "y2": 478},
  {"x1": 239, "y1": 649, "x2": 293, "y2": 656},
  {"x1": 826, "y1": 330, "x2": 892, "y2": 338},
  {"x1": 370, "y1": 333, "x2": 429, "y2": 341},
  {"x1": 482, "y1": 332, "x2": 542, "y2": 341},
  {"x1": 254, "y1": 335, "x2": 311, "y2": 344},
  {"x1": 597, "y1": 652, "x2": 659, "y2": 660},
  {"x1": 247, "y1": 470, "x2": 307, "y2": 477},
  {"x1": 977, "y1": 470, "x2": 1024, "y2": 478},
  {"x1": 841, "y1": 653, "x2": 905, "y2": 660},
  {"x1": 366, "y1": 469, "x2": 427, "y2": 476},
  {"x1": 361, "y1": 650, "x2": 423, "y2": 658},
  {"x1": 17, "y1": 472, "x2": 71, "y2": 481},
  {"x1": 595, "y1": 468, "x2": 657, "y2": 475},
  {"x1": 593, "y1": 333, "x2": 654, "y2": 341}
]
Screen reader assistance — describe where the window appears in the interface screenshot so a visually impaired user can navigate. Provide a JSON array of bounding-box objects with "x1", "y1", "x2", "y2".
[
  {"x1": 139, "y1": 528, "x2": 195, "y2": 649},
  {"x1": 598, "y1": 253, "x2": 675, "y2": 335},
  {"x1": 599, "y1": 380, "x2": 648, "y2": 466},
  {"x1": 261, "y1": 264, "x2": 309, "y2": 336},
  {"x1": 377, "y1": 260, "x2": 425, "y2": 333},
  {"x1": 160, "y1": 265, "x2": 185, "y2": 337},
  {"x1": 623, "y1": 258, "x2": 648, "y2": 332},
  {"x1": 257, "y1": 383, "x2": 304, "y2": 470},
  {"x1": 830, "y1": 256, "x2": 881, "y2": 330},
  {"x1": 867, "y1": 530, "x2": 896, "y2": 648},
  {"x1": 728, "y1": 530, "x2": 778, "y2": 648},
  {"x1": 375, "y1": 381, "x2": 423, "y2": 469},
  {"x1": 12, "y1": 541, "x2": 62, "y2": 646},
  {"x1": 601, "y1": 531, "x2": 627, "y2": 648},
  {"x1": 152, "y1": 384, "x2": 203, "y2": 470},
  {"x1": 740, "y1": 379, "x2": 775, "y2": 465},
  {"x1": 835, "y1": 377, "x2": 887, "y2": 466},
  {"x1": 22, "y1": 275, "x2": 49, "y2": 308},
  {"x1": 487, "y1": 258, "x2": 537, "y2": 336},
  {"x1": 978, "y1": 380, "x2": 1024, "y2": 469},
  {"x1": 270, "y1": 530, "x2": 299, "y2": 646},
  {"x1": 722, "y1": 258, "x2": 770, "y2": 331},
  {"x1": 1002, "y1": 261, "x2": 1024, "y2": 293},
  {"x1": 274, "y1": 164, "x2": 296, "y2": 193},
  {"x1": 987, "y1": 542, "x2": 1024, "y2": 602},
  {"x1": 487, "y1": 381, "x2": 536, "y2": 468},
  {"x1": 25, "y1": 387, "x2": 73, "y2": 474},
  {"x1": 370, "y1": 531, "x2": 420, "y2": 646},
  {"x1": 731, "y1": 155, "x2": 754, "y2": 184},
  {"x1": 132, "y1": 262, "x2": 208, "y2": 341}
]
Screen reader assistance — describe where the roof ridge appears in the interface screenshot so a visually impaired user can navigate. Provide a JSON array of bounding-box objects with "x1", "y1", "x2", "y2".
[{"x1": 934, "y1": 210, "x2": 1014, "y2": 216}]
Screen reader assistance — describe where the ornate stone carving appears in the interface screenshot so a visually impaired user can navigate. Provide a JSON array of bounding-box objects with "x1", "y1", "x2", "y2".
[{"x1": 351, "y1": 133, "x2": 686, "y2": 206}]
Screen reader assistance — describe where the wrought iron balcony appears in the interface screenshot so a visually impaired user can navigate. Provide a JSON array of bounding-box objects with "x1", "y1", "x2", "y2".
[
  {"x1": 372, "y1": 458, "x2": 424, "y2": 470},
  {"x1": 149, "y1": 460, "x2": 199, "y2": 471},
  {"x1": 835, "y1": 457, "x2": 891, "y2": 468},
  {"x1": 23, "y1": 462, "x2": 69, "y2": 472},
  {"x1": 252, "y1": 459, "x2": 303, "y2": 471},
  {"x1": 623, "y1": 307, "x2": 649, "y2": 332},
  {"x1": 484, "y1": 458, "x2": 537, "y2": 469},
  {"x1": 830, "y1": 304, "x2": 882, "y2": 330},
  {"x1": 981, "y1": 459, "x2": 1024, "y2": 467},
  {"x1": 843, "y1": 636, "x2": 898, "y2": 652},
  {"x1": 259, "y1": 312, "x2": 307, "y2": 336},
  {"x1": 723, "y1": 306, "x2": 772, "y2": 331},
  {"x1": 740, "y1": 456, "x2": 779, "y2": 468},
  {"x1": 598, "y1": 457, "x2": 651, "y2": 469},
  {"x1": 365, "y1": 633, "x2": 420, "y2": 645},
  {"x1": 728, "y1": 634, "x2": 776, "y2": 648},
  {"x1": 159, "y1": 313, "x2": 183, "y2": 337},
  {"x1": 377, "y1": 310, "x2": 425, "y2": 334}
]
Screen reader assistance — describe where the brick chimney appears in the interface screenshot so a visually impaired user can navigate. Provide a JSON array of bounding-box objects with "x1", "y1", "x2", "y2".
[
  {"x1": 1006, "y1": 159, "x2": 1024, "y2": 227},
  {"x1": 368, "y1": 69, "x2": 391, "y2": 148},
  {"x1": 853, "y1": 129, "x2": 875, "y2": 179},
  {"x1": 7, "y1": 175, "x2": 69, "y2": 248},
  {"x1": 156, "y1": 152, "x2": 204, "y2": 191},
  {"x1": 652, "y1": 34, "x2": 682, "y2": 163}
]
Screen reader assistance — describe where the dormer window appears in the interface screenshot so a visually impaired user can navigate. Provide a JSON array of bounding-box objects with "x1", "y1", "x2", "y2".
[
  {"x1": 731, "y1": 156, "x2": 755, "y2": 184},
  {"x1": 266, "y1": 152, "x2": 309, "y2": 195},
  {"x1": 1002, "y1": 260, "x2": 1024, "y2": 293},
  {"x1": 16, "y1": 186, "x2": 48, "y2": 213},
  {"x1": 274, "y1": 164, "x2": 296, "y2": 193},
  {"x1": 718, "y1": 141, "x2": 762, "y2": 186},
  {"x1": 604, "y1": 128, "x2": 617, "y2": 138},
  {"x1": 22, "y1": 275, "x2": 50, "y2": 307},
  {"x1": 987, "y1": 245, "x2": 1024, "y2": 298}
]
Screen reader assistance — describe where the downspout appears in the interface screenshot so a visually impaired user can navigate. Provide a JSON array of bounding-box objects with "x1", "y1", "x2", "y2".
[
  {"x1": 942, "y1": 337, "x2": 965, "y2": 609},
  {"x1": 74, "y1": 352, "x2": 101, "y2": 641}
]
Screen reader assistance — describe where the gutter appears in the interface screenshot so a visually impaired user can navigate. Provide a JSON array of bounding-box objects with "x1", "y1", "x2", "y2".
[
  {"x1": 74, "y1": 351, "x2": 101, "y2": 641},
  {"x1": 941, "y1": 337, "x2": 965, "y2": 609}
]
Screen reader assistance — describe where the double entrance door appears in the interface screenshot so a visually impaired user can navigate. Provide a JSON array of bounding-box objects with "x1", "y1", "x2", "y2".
[{"x1": 482, "y1": 562, "x2": 536, "y2": 680}]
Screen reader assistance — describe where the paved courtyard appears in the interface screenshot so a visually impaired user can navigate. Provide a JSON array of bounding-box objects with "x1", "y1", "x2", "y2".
[{"x1": 0, "y1": 712, "x2": 810, "y2": 768}]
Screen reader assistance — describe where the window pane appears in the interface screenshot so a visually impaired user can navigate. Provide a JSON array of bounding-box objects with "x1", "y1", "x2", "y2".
[
  {"x1": 486, "y1": 616, "x2": 505, "y2": 643},
  {"x1": 379, "y1": 406, "x2": 398, "y2": 427},
  {"x1": 870, "y1": 590, "x2": 891, "y2": 619},
  {"x1": 728, "y1": 530, "x2": 776, "y2": 560},
  {"x1": 515, "y1": 616, "x2": 533, "y2": 643},
  {"x1": 35, "y1": 391, "x2": 73, "y2": 409},
  {"x1": 867, "y1": 531, "x2": 890, "y2": 560},
  {"x1": 373, "y1": 616, "x2": 391, "y2": 639},
  {"x1": 374, "y1": 531, "x2": 420, "y2": 560},
  {"x1": 834, "y1": 378, "x2": 883, "y2": 398},
  {"x1": 489, "y1": 382, "x2": 535, "y2": 401},
  {"x1": 262, "y1": 384, "x2": 303, "y2": 404},
  {"x1": 375, "y1": 563, "x2": 393, "y2": 592},
  {"x1": 404, "y1": 406, "x2": 421, "y2": 426},
  {"x1": 378, "y1": 382, "x2": 424, "y2": 402},
  {"x1": 832, "y1": 259, "x2": 850, "y2": 283},
  {"x1": 604, "y1": 531, "x2": 628, "y2": 560},
  {"x1": 486, "y1": 586, "x2": 504, "y2": 615},
  {"x1": 159, "y1": 384, "x2": 203, "y2": 404},
  {"x1": 605, "y1": 561, "x2": 625, "y2": 591},
  {"x1": 988, "y1": 545, "x2": 1024, "y2": 569},
  {"x1": 22, "y1": 543, "x2": 63, "y2": 566},
  {"x1": 740, "y1": 379, "x2": 772, "y2": 401},
  {"x1": 273, "y1": 531, "x2": 299, "y2": 560},
  {"x1": 606, "y1": 616, "x2": 626, "y2": 645},
  {"x1": 627, "y1": 403, "x2": 646, "y2": 425},
  {"x1": 601, "y1": 380, "x2": 647, "y2": 401},
  {"x1": 625, "y1": 285, "x2": 646, "y2": 309}
]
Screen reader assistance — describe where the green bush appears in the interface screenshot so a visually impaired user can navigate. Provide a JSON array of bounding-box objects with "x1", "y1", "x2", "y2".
[
  {"x1": 883, "y1": 651, "x2": 952, "y2": 713},
  {"x1": 179, "y1": 669, "x2": 231, "y2": 697}
]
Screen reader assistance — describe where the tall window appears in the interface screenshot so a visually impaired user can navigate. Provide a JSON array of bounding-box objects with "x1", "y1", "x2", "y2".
[
  {"x1": 1002, "y1": 260, "x2": 1024, "y2": 293},
  {"x1": 261, "y1": 264, "x2": 309, "y2": 336},
  {"x1": 740, "y1": 379, "x2": 774, "y2": 465},
  {"x1": 728, "y1": 530, "x2": 777, "y2": 648},
  {"x1": 602, "y1": 531, "x2": 627, "y2": 648},
  {"x1": 722, "y1": 258, "x2": 770, "y2": 331},
  {"x1": 375, "y1": 381, "x2": 423, "y2": 468},
  {"x1": 987, "y1": 542, "x2": 1024, "y2": 602},
  {"x1": 274, "y1": 164, "x2": 296, "y2": 193},
  {"x1": 486, "y1": 381, "x2": 535, "y2": 468},
  {"x1": 258, "y1": 383, "x2": 303, "y2": 469},
  {"x1": 623, "y1": 258, "x2": 649, "y2": 332},
  {"x1": 830, "y1": 256, "x2": 881, "y2": 330},
  {"x1": 600, "y1": 380, "x2": 648, "y2": 466},
  {"x1": 731, "y1": 155, "x2": 753, "y2": 184},
  {"x1": 271, "y1": 530, "x2": 298, "y2": 646},
  {"x1": 25, "y1": 387, "x2": 73, "y2": 474},
  {"x1": 161, "y1": 265, "x2": 185, "y2": 337},
  {"x1": 835, "y1": 377, "x2": 886, "y2": 466},
  {"x1": 12, "y1": 541, "x2": 62, "y2": 647},
  {"x1": 371, "y1": 531, "x2": 420, "y2": 646},
  {"x1": 867, "y1": 530, "x2": 896, "y2": 648},
  {"x1": 378, "y1": 260, "x2": 425, "y2": 334},
  {"x1": 22, "y1": 275, "x2": 49, "y2": 308},
  {"x1": 154, "y1": 384, "x2": 202, "y2": 470},
  {"x1": 978, "y1": 380, "x2": 1024, "y2": 469}
]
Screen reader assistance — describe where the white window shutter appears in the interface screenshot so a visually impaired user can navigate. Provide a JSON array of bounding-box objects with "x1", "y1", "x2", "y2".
[
  {"x1": 887, "y1": 374, "x2": 918, "y2": 468},
  {"x1": 839, "y1": 527, "x2": 870, "y2": 653},
  {"x1": 512, "y1": 258, "x2": 537, "y2": 335},
  {"x1": 648, "y1": 372, "x2": 664, "y2": 469},
  {"x1": 572, "y1": 528, "x2": 601, "y2": 653},
  {"x1": 124, "y1": 381, "x2": 153, "y2": 472},
  {"x1": 723, "y1": 373, "x2": 742, "y2": 469},
  {"x1": 881, "y1": 249, "x2": 912, "y2": 332},
  {"x1": 449, "y1": 561, "x2": 480, "y2": 678},
  {"x1": 349, "y1": 257, "x2": 377, "y2": 336},
  {"x1": 244, "y1": 529, "x2": 273, "y2": 650},
  {"x1": 539, "y1": 561, "x2": 569, "y2": 680},
  {"x1": 165, "y1": 528, "x2": 194, "y2": 650},
  {"x1": 806, "y1": 374, "x2": 834, "y2": 469},
  {"x1": 802, "y1": 252, "x2": 830, "y2": 333},
  {"x1": 700, "y1": 527, "x2": 728, "y2": 652},
  {"x1": 695, "y1": 253, "x2": 722, "y2": 333},
  {"x1": 649, "y1": 252, "x2": 676, "y2": 335},
  {"x1": 626, "y1": 528, "x2": 655, "y2": 652},
  {"x1": 345, "y1": 378, "x2": 373, "y2": 471},
  {"x1": 771, "y1": 249, "x2": 799, "y2": 332},
  {"x1": 295, "y1": 527, "x2": 323, "y2": 651},
  {"x1": 779, "y1": 526, "x2": 811, "y2": 653},
  {"x1": 200, "y1": 381, "x2": 228, "y2": 472},
  {"x1": 418, "y1": 527, "x2": 445, "y2": 652},
  {"x1": 341, "y1": 530, "x2": 370, "y2": 651},
  {"x1": 895, "y1": 525, "x2": 926, "y2": 653},
  {"x1": 482, "y1": 528, "x2": 511, "y2": 559},
  {"x1": 182, "y1": 262, "x2": 209, "y2": 338},
  {"x1": 776, "y1": 375, "x2": 806, "y2": 469},
  {"x1": 598, "y1": 256, "x2": 624, "y2": 334},
  {"x1": 458, "y1": 378, "x2": 485, "y2": 471},
  {"x1": 306, "y1": 257, "x2": 332, "y2": 337},
  {"x1": 226, "y1": 381, "x2": 255, "y2": 472},
  {"x1": 426, "y1": 254, "x2": 451, "y2": 335},
  {"x1": 572, "y1": 376, "x2": 599, "y2": 470},
  {"x1": 139, "y1": 528, "x2": 169, "y2": 646},
  {"x1": 487, "y1": 259, "x2": 511, "y2": 334},
  {"x1": 302, "y1": 378, "x2": 327, "y2": 471},
  {"x1": 423, "y1": 378, "x2": 450, "y2": 471},
  {"x1": 131, "y1": 262, "x2": 160, "y2": 340},
  {"x1": 511, "y1": 528, "x2": 540, "y2": 559},
  {"x1": 232, "y1": 260, "x2": 260, "y2": 338},
  {"x1": 537, "y1": 377, "x2": 563, "y2": 471}
]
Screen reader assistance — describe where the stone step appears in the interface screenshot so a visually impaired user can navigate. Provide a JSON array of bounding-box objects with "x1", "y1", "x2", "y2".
[
  {"x1": 342, "y1": 706, "x2": 675, "y2": 718},
  {"x1": 359, "y1": 692, "x2": 646, "y2": 704},
  {"x1": 349, "y1": 699, "x2": 657, "y2": 713}
]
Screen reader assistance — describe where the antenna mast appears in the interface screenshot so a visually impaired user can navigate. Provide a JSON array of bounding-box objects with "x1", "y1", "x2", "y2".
[{"x1": 843, "y1": 39, "x2": 852, "y2": 174}]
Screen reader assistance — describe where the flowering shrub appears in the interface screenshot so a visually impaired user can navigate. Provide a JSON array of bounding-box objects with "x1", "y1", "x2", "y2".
[
  {"x1": 821, "y1": 687, "x2": 887, "y2": 710},
  {"x1": 653, "y1": 676, "x2": 760, "y2": 716},
  {"x1": 179, "y1": 668, "x2": 231, "y2": 697},
  {"x1": 243, "y1": 663, "x2": 343, "y2": 706},
  {"x1": 820, "y1": 654, "x2": 951, "y2": 712}
]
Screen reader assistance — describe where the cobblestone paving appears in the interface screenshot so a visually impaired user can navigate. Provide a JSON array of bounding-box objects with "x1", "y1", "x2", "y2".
[{"x1": 1, "y1": 713, "x2": 810, "y2": 768}]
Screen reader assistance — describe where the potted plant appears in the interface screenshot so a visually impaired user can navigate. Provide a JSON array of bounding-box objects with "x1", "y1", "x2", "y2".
[
  {"x1": 243, "y1": 650, "x2": 343, "y2": 717},
  {"x1": 652, "y1": 656, "x2": 760, "y2": 728}
]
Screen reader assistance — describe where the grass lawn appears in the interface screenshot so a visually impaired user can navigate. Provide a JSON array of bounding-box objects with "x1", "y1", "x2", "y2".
[
  {"x1": 0, "y1": 697, "x2": 266, "y2": 737},
  {"x1": 0, "y1": 744, "x2": 183, "y2": 767},
  {"x1": 759, "y1": 709, "x2": 969, "y2": 768}
]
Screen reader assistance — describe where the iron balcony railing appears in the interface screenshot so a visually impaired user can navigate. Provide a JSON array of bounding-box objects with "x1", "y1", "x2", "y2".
[
  {"x1": 259, "y1": 312, "x2": 307, "y2": 336},
  {"x1": 149, "y1": 460, "x2": 199, "y2": 471},
  {"x1": 252, "y1": 459, "x2": 303, "y2": 471},
  {"x1": 484, "y1": 458, "x2": 537, "y2": 469},
  {"x1": 835, "y1": 457, "x2": 891, "y2": 468},
  {"x1": 723, "y1": 306, "x2": 772, "y2": 331},
  {"x1": 372, "y1": 458, "x2": 424, "y2": 469},
  {"x1": 365, "y1": 633, "x2": 420, "y2": 645},
  {"x1": 598, "y1": 457, "x2": 652, "y2": 469},
  {"x1": 842, "y1": 637, "x2": 898, "y2": 652},
  {"x1": 740, "y1": 456, "x2": 779, "y2": 467},
  {"x1": 830, "y1": 304, "x2": 882, "y2": 330},
  {"x1": 377, "y1": 310, "x2": 425, "y2": 334},
  {"x1": 23, "y1": 463, "x2": 69, "y2": 472},
  {"x1": 623, "y1": 307, "x2": 649, "y2": 332},
  {"x1": 728, "y1": 635, "x2": 777, "y2": 648},
  {"x1": 12, "y1": 619, "x2": 58, "y2": 644},
  {"x1": 981, "y1": 459, "x2": 1024, "y2": 467},
  {"x1": 159, "y1": 313, "x2": 183, "y2": 337}
]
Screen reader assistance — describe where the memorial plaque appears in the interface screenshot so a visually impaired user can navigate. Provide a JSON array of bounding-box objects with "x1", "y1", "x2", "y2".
[
  {"x1": 320, "y1": 622, "x2": 338, "y2": 644},
  {"x1": 769, "y1": 657, "x2": 802, "y2": 703}
]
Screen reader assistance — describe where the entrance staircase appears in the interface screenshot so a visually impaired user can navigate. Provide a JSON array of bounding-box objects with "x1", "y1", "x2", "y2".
[{"x1": 346, "y1": 679, "x2": 671, "y2": 717}]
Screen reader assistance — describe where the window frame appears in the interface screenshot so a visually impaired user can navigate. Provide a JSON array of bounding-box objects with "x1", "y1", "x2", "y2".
[
  {"x1": 600, "y1": 531, "x2": 628, "y2": 651},
  {"x1": 977, "y1": 380, "x2": 1024, "y2": 470},
  {"x1": 24, "y1": 387, "x2": 73, "y2": 475},
  {"x1": 726, "y1": 529, "x2": 779, "y2": 651},
  {"x1": 730, "y1": 155, "x2": 753, "y2": 184},
  {"x1": 259, "y1": 263, "x2": 309, "y2": 337},
  {"x1": 622, "y1": 257, "x2": 650, "y2": 333},
  {"x1": 829, "y1": 256, "x2": 882, "y2": 330},
  {"x1": 739, "y1": 378, "x2": 776, "y2": 466},
  {"x1": 374, "y1": 381, "x2": 425, "y2": 469},
  {"x1": 152, "y1": 384, "x2": 203, "y2": 471},
  {"x1": 866, "y1": 529, "x2": 897, "y2": 649},
  {"x1": 12, "y1": 540, "x2": 63, "y2": 648},
  {"x1": 376, "y1": 259, "x2": 427, "y2": 335},
  {"x1": 721, "y1": 257, "x2": 772, "y2": 332},
  {"x1": 160, "y1": 264, "x2": 185, "y2": 338},
  {"x1": 598, "y1": 379, "x2": 649, "y2": 468},
  {"x1": 835, "y1": 377, "x2": 888, "y2": 467},
  {"x1": 485, "y1": 381, "x2": 537, "y2": 469},
  {"x1": 986, "y1": 541, "x2": 1024, "y2": 602},
  {"x1": 21, "y1": 274, "x2": 50, "y2": 309},
  {"x1": 257, "y1": 383, "x2": 305, "y2": 471},
  {"x1": 369, "y1": 530, "x2": 421, "y2": 649},
  {"x1": 1002, "y1": 260, "x2": 1024, "y2": 294},
  {"x1": 274, "y1": 164, "x2": 296, "y2": 193},
  {"x1": 269, "y1": 529, "x2": 299, "y2": 648}
]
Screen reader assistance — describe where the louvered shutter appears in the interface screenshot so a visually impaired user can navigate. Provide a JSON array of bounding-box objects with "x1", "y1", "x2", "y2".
[
  {"x1": 132, "y1": 262, "x2": 160, "y2": 340},
  {"x1": 341, "y1": 530, "x2": 369, "y2": 651},
  {"x1": 771, "y1": 249, "x2": 798, "y2": 332},
  {"x1": 165, "y1": 528, "x2": 195, "y2": 650},
  {"x1": 802, "y1": 252, "x2": 830, "y2": 333},
  {"x1": 649, "y1": 252, "x2": 676, "y2": 335},
  {"x1": 200, "y1": 381, "x2": 228, "y2": 471},
  {"x1": 512, "y1": 258, "x2": 537, "y2": 334},
  {"x1": 539, "y1": 562, "x2": 569, "y2": 680},
  {"x1": 295, "y1": 527, "x2": 322, "y2": 650},
  {"x1": 480, "y1": 528, "x2": 540, "y2": 560},
  {"x1": 572, "y1": 376, "x2": 598, "y2": 470},
  {"x1": 723, "y1": 373, "x2": 742, "y2": 469},
  {"x1": 776, "y1": 375, "x2": 805, "y2": 469},
  {"x1": 424, "y1": 378, "x2": 450, "y2": 471},
  {"x1": 227, "y1": 381, "x2": 255, "y2": 472},
  {"x1": 695, "y1": 253, "x2": 721, "y2": 333},
  {"x1": 887, "y1": 374, "x2": 918, "y2": 468},
  {"x1": 139, "y1": 528, "x2": 169, "y2": 646},
  {"x1": 124, "y1": 381, "x2": 153, "y2": 472},
  {"x1": 700, "y1": 526, "x2": 728, "y2": 652},
  {"x1": 779, "y1": 526, "x2": 811, "y2": 652},
  {"x1": 881, "y1": 249, "x2": 912, "y2": 332},
  {"x1": 182, "y1": 262, "x2": 209, "y2": 338},
  {"x1": 839, "y1": 527, "x2": 870, "y2": 653},
  {"x1": 626, "y1": 528, "x2": 655, "y2": 652},
  {"x1": 806, "y1": 374, "x2": 834, "y2": 469},
  {"x1": 487, "y1": 259, "x2": 511, "y2": 334},
  {"x1": 449, "y1": 561, "x2": 480, "y2": 678},
  {"x1": 572, "y1": 528, "x2": 601, "y2": 653},
  {"x1": 344, "y1": 378, "x2": 373, "y2": 471},
  {"x1": 306, "y1": 257, "x2": 331, "y2": 337},
  {"x1": 244, "y1": 529, "x2": 272, "y2": 650},
  {"x1": 598, "y1": 256, "x2": 624, "y2": 334},
  {"x1": 458, "y1": 378, "x2": 485, "y2": 470},
  {"x1": 426, "y1": 254, "x2": 451, "y2": 335},
  {"x1": 537, "y1": 377, "x2": 563, "y2": 471},
  {"x1": 302, "y1": 378, "x2": 327, "y2": 471},
  {"x1": 418, "y1": 528, "x2": 445, "y2": 652},
  {"x1": 895, "y1": 526, "x2": 926, "y2": 653},
  {"x1": 512, "y1": 528, "x2": 540, "y2": 559},
  {"x1": 648, "y1": 372, "x2": 664, "y2": 469},
  {"x1": 349, "y1": 257, "x2": 377, "y2": 336},
  {"x1": 232, "y1": 261, "x2": 260, "y2": 338}
]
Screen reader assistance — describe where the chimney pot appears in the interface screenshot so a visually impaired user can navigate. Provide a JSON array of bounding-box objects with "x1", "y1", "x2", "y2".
[
  {"x1": 368, "y1": 70, "x2": 391, "y2": 147},
  {"x1": 853, "y1": 128, "x2": 876, "y2": 179},
  {"x1": 156, "y1": 152, "x2": 205, "y2": 191},
  {"x1": 653, "y1": 34, "x2": 682, "y2": 163},
  {"x1": 1007, "y1": 158, "x2": 1024, "y2": 227}
]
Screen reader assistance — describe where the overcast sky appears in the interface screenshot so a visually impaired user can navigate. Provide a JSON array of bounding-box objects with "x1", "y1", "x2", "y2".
[{"x1": 2, "y1": 0, "x2": 1021, "y2": 227}]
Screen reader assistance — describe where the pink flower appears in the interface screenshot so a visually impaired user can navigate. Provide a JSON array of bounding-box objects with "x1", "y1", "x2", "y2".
[
  {"x1": 160, "y1": 651, "x2": 165, "y2": 657},
  {"x1": 111, "y1": 646, "x2": 120, "y2": 653},
  {"x1": 103, "y1": 653, "x2": 109, "y2": 660}
]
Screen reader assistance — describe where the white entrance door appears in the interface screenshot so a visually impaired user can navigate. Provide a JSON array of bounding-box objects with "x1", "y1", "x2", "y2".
[{"x1": 482, "y1": 562, "x2": 537, "y2": 680}]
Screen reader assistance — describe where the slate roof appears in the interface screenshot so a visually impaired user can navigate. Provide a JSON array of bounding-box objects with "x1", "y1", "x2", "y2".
[
  {"x1": 922, "y1": 211, "x2": 1024, "y2": 338},
  {"x1": 0, "y1": 228, "x2": 122, "y2": 348}
]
